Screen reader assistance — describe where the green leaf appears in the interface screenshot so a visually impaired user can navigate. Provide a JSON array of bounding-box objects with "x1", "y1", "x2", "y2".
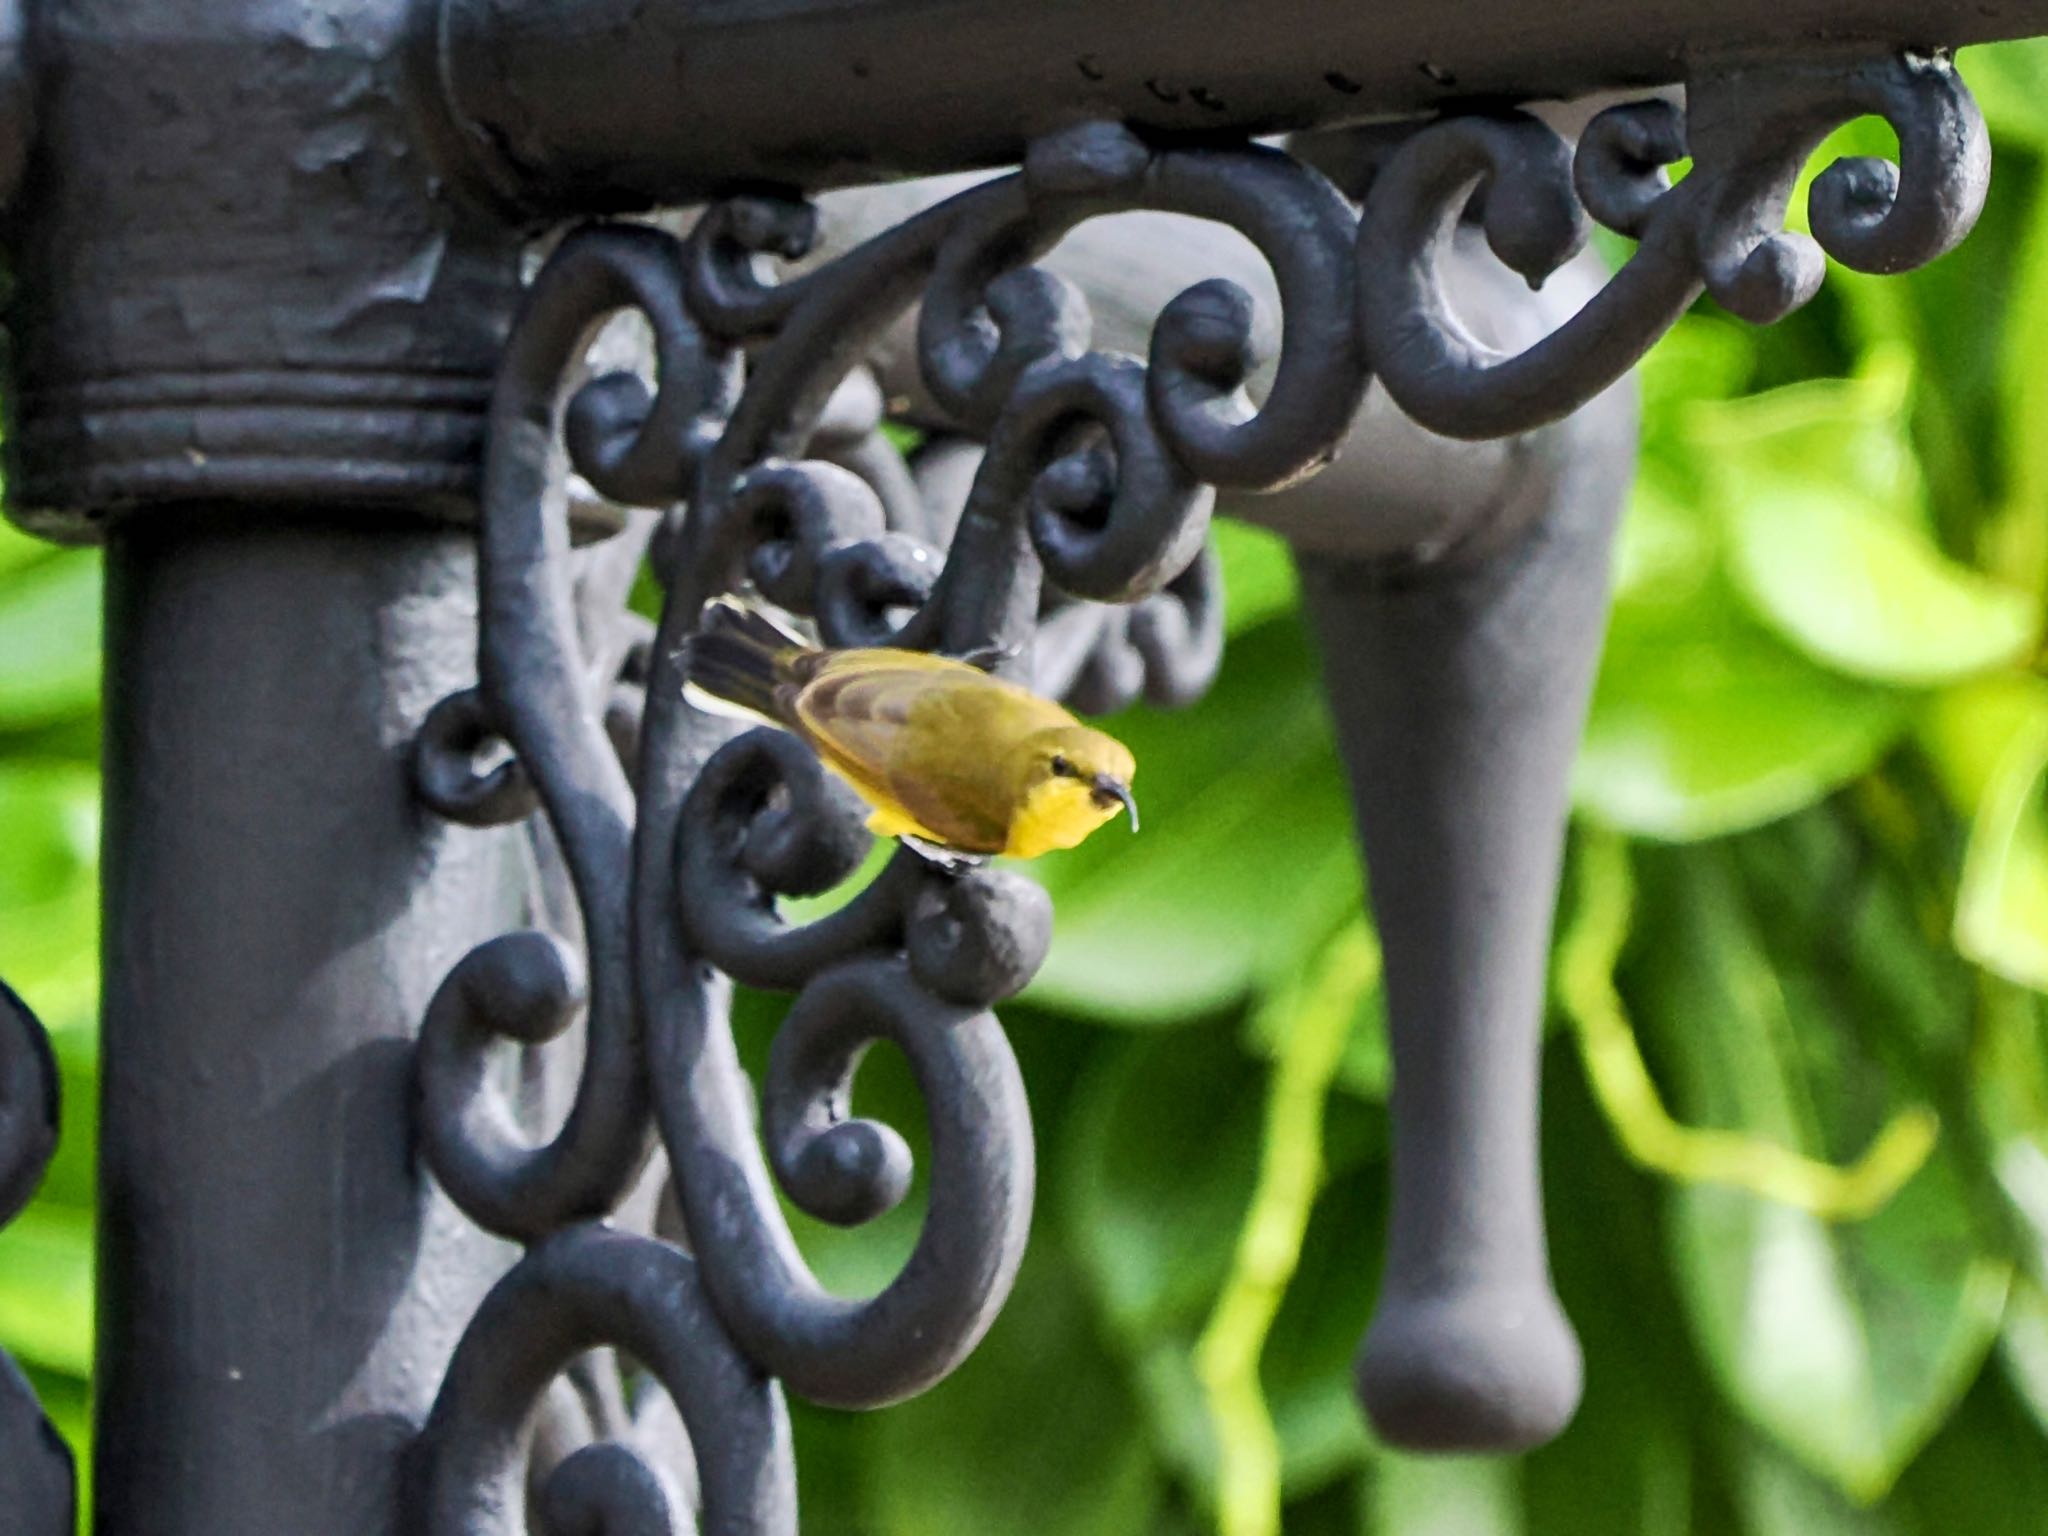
[
  {"x1": 1608, "y1": 470, "x2": 1717, "y2": 608},
  {"x1": 1061, "y1": 1024, "x2": 1262, "y2": 1344},
  {"x1": 1734, "y1": 1438, "x2": 1907, "y2": 1536},
  {"x1": 1576, "y1": 578, "x2": 1909, "y2": 841},
  {"x1": 1678, "y1": 350, "x2": 2037, "y2": 685},
  {"x1": 783, "y1": 1405, "x2": 879, "y2": 1536},
  {"x1": 1061, "y1": 1022, "x2": 1383, "y2": 1510},
  {"x1": 1725, "y1": 487, "x2": 2035, "y2": 685},
  {"x1": 1117, "y1": 1169, "x2": 1384, "y2": 1512},
  {"x1": 0, "y1": 521, "x2": 61, "y2": 582},
  {"x1": 1029, "y1": 744, "x2": 1360, "y2": 1021},
  {"x1": 1632, "y1": 849, "x2": 2009, "y2": 1501},
  {"x1": 1674, "y1": 1172, "x2": 2007, "y2": 1503},
  {"x1": 1976, "y1": 981, "x2": 2048, "y2": 1267},
  {"x1": 1029, "y1": 619, "x2": 1361, "y2": 1022},
  {"x1": 1259, "y1": 1178, "x2": 1379, "y2": 1497},
  {"x1": 1362, "y1": 1456, "x2": 1523, "y2": 1536},
  {"x1": 1241, "y1": 954, "x2": 1388, "y2": 1103},
  {"x1": 1524, "y1": 1043, "x2": 1706, "y2": 1536},
  {"x1": 1638, "y1": 315, "x2": 1757, "y2": 428},
  {"x1": 1213, "y1": 517, "x2": 1300, "y2": 638},
  {"x1": 0, "y1": 1202, "x2": 94, "y2": 1379},
  {"x1": 1193, "y1": 921, "x2": 1381, "y2": 1535},
  {"x1": 1960, "y1": 40, "x2": 2048, "y2": 153},
  {"x1": 1128, "y1": 1343, "x2": 1222, "y2": 1502},
  {"x1": 1971, "y1": 985, "x2": 2048, "y2": 1406},
  {"x1": 2003, "y1": 1281, "x2": 2048, "y2": 1438},
  {"x1": 0, "y1": 552, "x2": 102, "y2": 729},
  {"x1": 0, "y1": 762, "x2": 101, "y2": 1030},
  {"x1": 1587, "y1": 349, "x2": 1969, "y2": 837},
  {"x1": 868, "y1": 1244, "x2": 1161, "y2": 1536},
  {"x1": 1918, "y1": 673, "x2": 2048, "y2": 820},
  {"x1": 1889, "y1": 1361, "x2": 2048, "y2": 1536},
  {"x1": 1559, "y1": 830, "x2": 1938, "y2": 1222},
  {"x1": 0, "y1": 764, "x2": 98, "y2": 907},
  {"x1": 1989, "y1": 140, "x2": 2048, "y2": 594},
  {"x1": 1969, "y1": 982, "x2": 2048, "y2": 1218},
  {"x1": 1956, "y1": 712, "x2": 2048, "y2": 990},
  {"x1": 1687, "y1": 351, "x2": 1921, "y2": 519}
]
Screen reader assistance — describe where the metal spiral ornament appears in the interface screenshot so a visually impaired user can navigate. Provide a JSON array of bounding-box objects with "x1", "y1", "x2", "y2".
[
  {"x1": 633, "y1": 120, "x2": 1369, "y2": 1419},
  {"x1": 406, "y1": 114, "x2": 1364, "y2": 1529},
  {"x1": 1357, "y1": 46, "x2": 1989, "y2": 438}
]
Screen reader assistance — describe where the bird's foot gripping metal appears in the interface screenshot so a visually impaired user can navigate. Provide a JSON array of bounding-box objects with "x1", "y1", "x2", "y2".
[{"x1": 404, "y1": 46, "x2": 1990, "y2": 1528}]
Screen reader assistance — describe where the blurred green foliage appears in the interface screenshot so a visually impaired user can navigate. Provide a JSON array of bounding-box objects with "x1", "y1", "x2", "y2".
[
  {"x1": 14, "y1": 38, "x2": 2048, "y2": 1536},
  {"x1": 0, "y1": 507, "x2": 98, "y2": 1500}
]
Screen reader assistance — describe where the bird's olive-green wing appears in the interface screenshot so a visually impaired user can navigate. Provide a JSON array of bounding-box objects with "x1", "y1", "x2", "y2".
[
  {"x1": 792, "y1": 652, "x2": 1069, "y2": 851},
  {"x1": 788, "y1": 660, "x2": 925, "y2": 798},
  {"x1": 792, "y1": 650, "x2": 1031, "y2": 773}
]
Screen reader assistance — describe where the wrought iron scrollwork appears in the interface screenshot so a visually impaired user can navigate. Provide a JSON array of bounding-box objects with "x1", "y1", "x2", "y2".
[
  {"x1": 417, "y1": 1225, "x2": 795, "y2": 1535},
  {"x1": 408, "y1": 115, "x2": 1363, "y2": 1532},
  {"x1": 0, "y1": 982, "x2": 75, "y2": 1534},
  {"x1": 409, "y1": 47, "x2": 1993, "y2": 1526},
  {"x1": 1357, "y1": 46, "x2": 1989, "y2": 439}
]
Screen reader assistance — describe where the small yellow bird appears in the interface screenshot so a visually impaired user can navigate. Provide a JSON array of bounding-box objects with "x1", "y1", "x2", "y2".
[{"x1": 684, "y1": 599, "x2": 1138, "y2": 860}]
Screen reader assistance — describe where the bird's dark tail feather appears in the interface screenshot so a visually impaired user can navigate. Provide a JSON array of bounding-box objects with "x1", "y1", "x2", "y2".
[{"x1": 683, "y1": 598, "x2": 812, "y2": 721}]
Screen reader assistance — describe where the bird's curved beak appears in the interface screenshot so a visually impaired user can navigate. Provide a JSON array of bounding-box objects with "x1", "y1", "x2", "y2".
[{"x1": 1091, "y1": 774, "x2": 1139, "y2": 832}]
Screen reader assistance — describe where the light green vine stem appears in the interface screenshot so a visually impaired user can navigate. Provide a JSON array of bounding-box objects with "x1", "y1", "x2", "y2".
[
  {"x1": 1559, "y1": 831, "x2": 1938, "y2": 1222},
  {"x1": 1196, "y1": 918, "x2": 1378, "y2": 1536}
]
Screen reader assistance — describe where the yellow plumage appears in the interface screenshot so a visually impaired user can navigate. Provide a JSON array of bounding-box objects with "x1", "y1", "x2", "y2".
[{"x1": 684, "y1": 600, "x2": 1138, "y2": 860}]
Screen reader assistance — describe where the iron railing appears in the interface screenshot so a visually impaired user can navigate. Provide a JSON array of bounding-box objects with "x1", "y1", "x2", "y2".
[{"x1": 0, "y1": 2, "x2": 2037, "y2": 1531}]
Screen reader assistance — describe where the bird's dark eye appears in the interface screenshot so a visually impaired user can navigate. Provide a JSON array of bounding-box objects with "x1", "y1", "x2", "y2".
[{"x1": 1050, "y1": 754, "x2": 1075, "y2": 777}]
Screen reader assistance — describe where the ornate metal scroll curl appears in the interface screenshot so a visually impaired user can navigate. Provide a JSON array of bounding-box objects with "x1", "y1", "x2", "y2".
[
  {"x1": 1358, "y1": 46, "x2": 1989, "y2": 439},
  {"x1": 0, "y1": 982, "x2": 75, "y2": 1534}
]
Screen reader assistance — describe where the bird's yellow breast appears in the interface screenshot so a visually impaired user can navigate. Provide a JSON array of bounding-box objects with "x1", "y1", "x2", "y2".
[{"x1": 1001, "y1": 777, "x2": 1124, "y2": 859}]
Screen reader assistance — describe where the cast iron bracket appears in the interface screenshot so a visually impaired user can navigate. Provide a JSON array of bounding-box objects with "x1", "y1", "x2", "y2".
[{"x1": 401, "y1": 55, "x2": 1986, "y2": 1527}]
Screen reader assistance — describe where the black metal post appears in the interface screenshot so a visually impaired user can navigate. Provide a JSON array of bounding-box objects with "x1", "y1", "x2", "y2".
[
  {"x1": 4, "y1": 0, "x2": 527, "y2": 540},
  {"x1": 0, "y1": 5, "x2": 538, "y2": 1524},
  {"x1": 95, "y1": 511, "x2": 523, "y2": 1532}
]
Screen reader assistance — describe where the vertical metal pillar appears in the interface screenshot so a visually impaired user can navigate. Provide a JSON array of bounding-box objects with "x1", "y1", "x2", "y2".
[
  {"x1": 95, "y1": 511, "x2": 524, "y2": 1532},
  {"x1": 0, "y1": 4, "x2": 536, "y2": 1526}
]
